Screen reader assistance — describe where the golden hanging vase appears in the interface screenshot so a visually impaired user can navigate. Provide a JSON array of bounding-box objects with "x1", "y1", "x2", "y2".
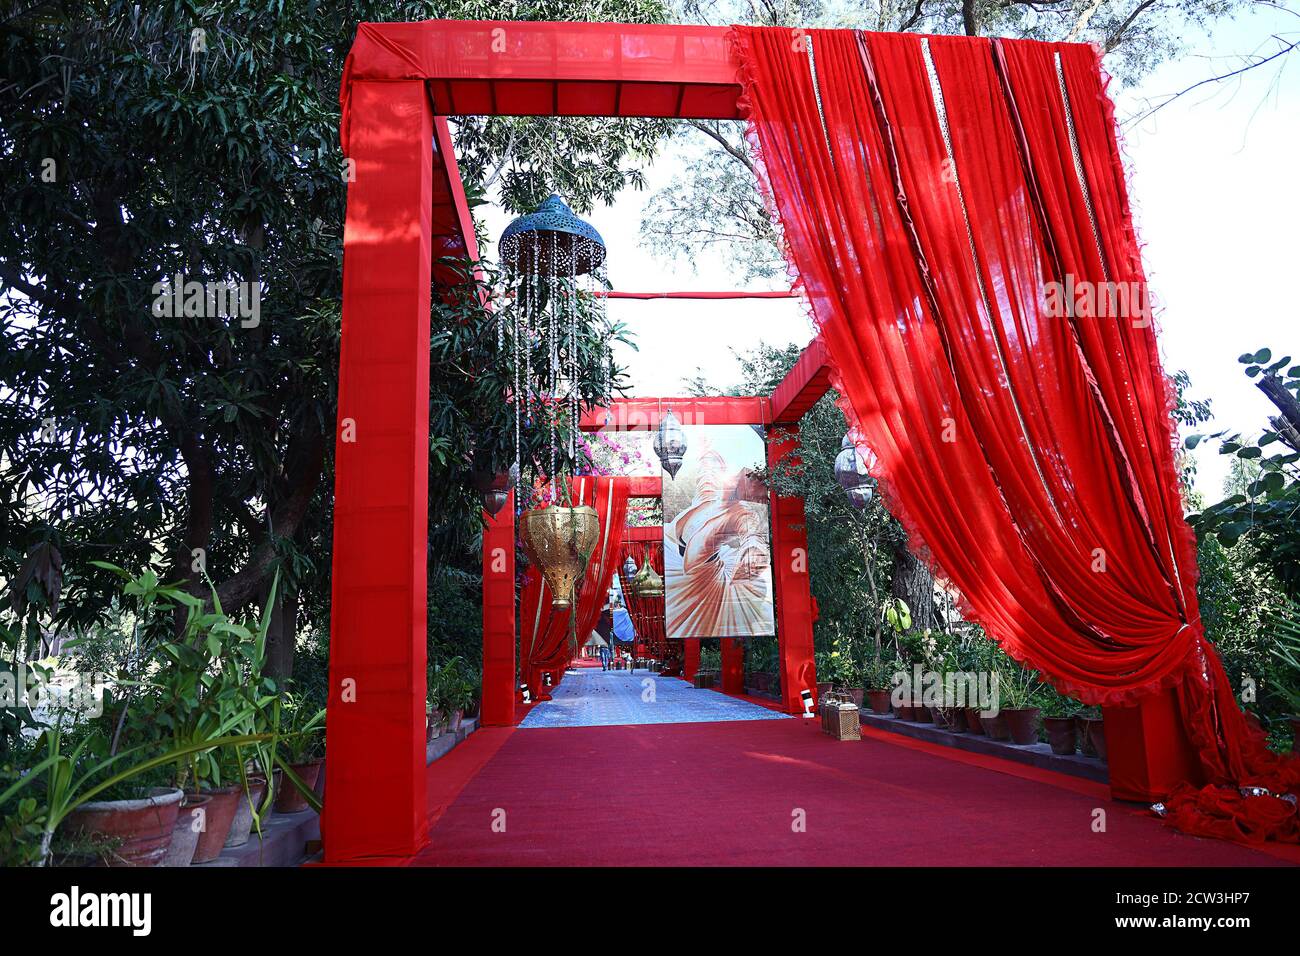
[
  {"x1": 520, "y1": 504, "x2": 600, "y2": 610},
  {"x1": 631, "y1": 555, "x2": 664, "y2": 599}
]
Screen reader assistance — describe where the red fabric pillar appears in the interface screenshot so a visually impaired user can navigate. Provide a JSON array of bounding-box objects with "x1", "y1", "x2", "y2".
[
  {"x1": 1105, "y1": 690, "x2": 1205, "y2": 802},
  {"x1": 324, "y1": 79, "x2": 431, "y2": 862},
  {"x1": 683, "y1": 640, "x2": 701, "y2": 684},
  {"x1": 481, "y1": 492, "x2": 516, "y2": 727},
  {"x1": 721, "y1": 639, "x2": 745, "y2": 695},
  {"x1": 768, "y1": 427, "x2": 817, "y2": 714}
]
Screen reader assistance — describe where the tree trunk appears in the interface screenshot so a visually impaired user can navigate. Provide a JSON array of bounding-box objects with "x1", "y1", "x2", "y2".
[
  {"x1": 263, "y1": 587, "x2": 297, "y2": 681},
  {"x1": 891, "y1": 540, "x2": 936, "y2": 632}
]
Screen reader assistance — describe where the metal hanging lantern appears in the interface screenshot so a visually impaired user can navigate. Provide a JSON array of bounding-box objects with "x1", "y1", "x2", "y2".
[
  {"x1": 835, "y1": 434, "x2": 874, "y2": 509},
  {"x1": 499, "y1": 194, "x2": 606, "y2": 278},
  {"x1": 623, "y1": 555, "x2": 637, "y2": 579},
  {"x1": 519, "y1": 504, "x2": 600, "y2": 610},
  {"x1": 472, "y1": 462, "x2": 519, "y2": 517},
  {"x1": 653, "y1": 409, "x2": 687, "y2": 479},
  {"x1": 631, "y1": 555, "x2": 664, "y2": 599}
]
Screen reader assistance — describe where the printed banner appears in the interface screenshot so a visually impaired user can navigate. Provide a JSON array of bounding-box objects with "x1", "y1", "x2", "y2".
[{"x1": 663, "y1": 425, "x2": 774, "y2": 639}]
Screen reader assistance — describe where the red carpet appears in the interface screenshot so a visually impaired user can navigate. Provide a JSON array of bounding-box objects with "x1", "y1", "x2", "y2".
[{"x1": 407, "y1": 718, "x2": 1293, "y2": 867}]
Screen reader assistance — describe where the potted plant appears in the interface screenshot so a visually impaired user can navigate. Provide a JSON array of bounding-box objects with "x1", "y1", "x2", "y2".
[
  {"x1": 1, "y1": 723, "x2": 267, "y2": 867},
  {"x1": 101, "y1": 565, "x2": 278, "y2": 863},
  {"x1": 1076, "y1": 705, "x2": 1105, "y2": 759},
  {"x1": 862, "y1": 658, "x2": 892, "y2": 715},
  {"x1": 162, "y1": 792, "x2": 211, "y2": 867},
  {"x1": 1039, "y1": 687, "x2": 1080, "y2": 755},
  {"x1": 274, "y1": 694, "x2": 326, "y2": 814},
  {"x1": 998, "y1": 663, "x2": 1042, "y2": 745},
  {"x1": 426, "y1": 664, "x2": 445, "y2": 740}
]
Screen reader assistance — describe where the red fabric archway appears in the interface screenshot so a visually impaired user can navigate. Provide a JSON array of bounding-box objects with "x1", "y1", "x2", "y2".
[
  {"x1": 519, "y1": 477, "x2": 630, "y2": 697},
  {"x1": 733, "y1": 26, "x2": 1298, "y2": 839}
]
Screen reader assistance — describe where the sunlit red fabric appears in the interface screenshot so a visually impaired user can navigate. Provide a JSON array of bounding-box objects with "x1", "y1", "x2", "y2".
[
  {"x1": 733, "y1": 26, "x2": 1298, "y2": 838},
  {"x1": 519, "y1": 477, "x2": 630, "y2": 697}
]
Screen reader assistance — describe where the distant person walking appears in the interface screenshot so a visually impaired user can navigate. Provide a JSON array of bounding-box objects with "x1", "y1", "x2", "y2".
[{"x1": 597, "y1": 603, "x2": 614, "y2": 670}]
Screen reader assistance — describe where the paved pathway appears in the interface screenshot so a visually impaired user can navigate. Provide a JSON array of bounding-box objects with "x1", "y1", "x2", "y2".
[{"x1": 519, "y1": 668, "x2": 790, "y2": 728}]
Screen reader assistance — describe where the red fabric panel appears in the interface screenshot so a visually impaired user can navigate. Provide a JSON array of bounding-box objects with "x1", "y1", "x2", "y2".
[
  {"x1": 682, "y1": 639, "x2": 701, "y2": 683},
  {"x1": 619, "y1": 537, "x2": 665, "y2": 655},
  {"x1": 519, "y1": 477, "x2": 630, "y2": 697},
  {"x1": 324, "y1": 80, "x2": 432, "y2": 863},
  {"x1": 721, "y1": 639, "x2": 745, "y2": 695},
  {"x1": 733, "y1": 26, "x2": 1298, "y2": 835},
  {"x1": 481, "y1": 492, "x2": 516, "y2": 727},
  {"x1": 602, "y1": 290, "x2": 798, "y2": 299},
  {"x1": 768, "y1": 427, "x2": 817, "y2": 713}
]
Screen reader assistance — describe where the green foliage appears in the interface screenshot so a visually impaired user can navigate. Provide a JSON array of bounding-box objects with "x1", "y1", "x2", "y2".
[
  {"x1": 1188, "y1": 350, "x2": 1300, "y2": 597},
  {"x1": 0, "y1": 0, "x2": 655, "y2": 666},
  {"x1": 275, "y1": 692, "x2": 326, "y2": 764},
  {"x1": 427, "y1": 655, "x2": 476, "y2": 714},
  {"x1": 1266, "y1": 599, "x2": 1300, "y2": 715}
]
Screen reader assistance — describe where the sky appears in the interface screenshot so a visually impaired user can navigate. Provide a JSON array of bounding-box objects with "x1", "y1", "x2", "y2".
[{"x1": 481, "y1": 6, "x2": 1298, "y2": 501}]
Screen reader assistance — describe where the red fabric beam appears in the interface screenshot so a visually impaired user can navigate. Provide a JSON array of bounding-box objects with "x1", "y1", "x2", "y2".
[
  {"x1": 770, "y1": 336, "x2": 832, "y2": 424},
  {"x1": 342, "y1": 20, "x2": 743, "y2": 119},
  {"x1": 580, "y1": 396, "x2": 770, "y2": 431},
  {"x1": 626, "y1": 476, "x2": 662, "y2": 498}
]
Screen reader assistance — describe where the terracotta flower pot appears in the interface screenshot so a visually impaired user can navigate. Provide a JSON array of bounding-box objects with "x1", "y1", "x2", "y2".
[
  {"x1": 929, "y1": 706, "x2": 955, "y2": 730},
  {"x1": 427, "y1": 709, "x2": 443, "y2": 740},
  {"x1": 865, "y1": 689, "x2": 892, "y2": 715},
  {"x1": 845, "y1": 688, "x2": 864, "y2": 708},
  {"x1": 275, "y1": 759, "x2": 324, "y2": 814},
  {"x1": 192, "y1": 783, "x2": 242, "y2": 863},
  {"x1": 1043, "y1": 716, "x2": 1078, "y2": 755},
  {"x1": 1076, "y1": 716, "x2": 1096, "y2": 756},
  {"x1": 965, "y1": 708, "x2": 986, "y2": 735},
  {"x1": 817, "y1": 681, "x2": 833, "y2": 697},
  {"x1": 450, "y1": 708, "x2": 464, "y2": 734},
  {"x1": 913, "y1": 703, "x2": 933, "y2": 723},
  {"x1": 224, "y1": 775, "x2": 270, "y2": 848},
  {"x1": 895, "y1": 703, "x2": 914, "y2": 721},
  {"x1": 1002, "y1": 707, "x2": 1041, "y2": 745},
  {"x1": 65, "y1": 786, "x2": 184, "y2": 867},
  {"x1": 1084, "y1": 718, "x2": 1107, "y2": 761},
  {"x1": 162, "y1": 793, "x2": 211, "y2": 867},
  {"x1": 947, "y1": 707, "x2": 968, "y2": 733},
  {"x1": 981, "y1": 712, "x2": 1010, "y2": 740}
]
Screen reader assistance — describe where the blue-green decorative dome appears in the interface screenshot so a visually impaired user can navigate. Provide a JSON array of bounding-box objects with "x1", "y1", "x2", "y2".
[{"x1": 499, "y1": 194, "x2": 606, "y2": 277}]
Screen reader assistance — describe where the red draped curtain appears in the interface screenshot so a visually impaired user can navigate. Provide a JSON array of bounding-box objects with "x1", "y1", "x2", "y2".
[
  {"x1": 520, "y1": 476, "x2": 630, "y2": 697},
  {"x1": 619, "y1": 539, "x2": 666, "y2": 657},
  {"x1": 733, "y1": 26, "x2": 1297, "y2": 837}
]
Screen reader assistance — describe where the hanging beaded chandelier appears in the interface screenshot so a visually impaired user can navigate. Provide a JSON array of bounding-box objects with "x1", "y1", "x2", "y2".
[{"x1": 498, "y1": 194, "x2": 614, "y2": 501}]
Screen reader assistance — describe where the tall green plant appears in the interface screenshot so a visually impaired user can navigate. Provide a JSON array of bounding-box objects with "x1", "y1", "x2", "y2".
[{"x1": 0, "y1": 724, "x2": 268, "y2": 866}]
